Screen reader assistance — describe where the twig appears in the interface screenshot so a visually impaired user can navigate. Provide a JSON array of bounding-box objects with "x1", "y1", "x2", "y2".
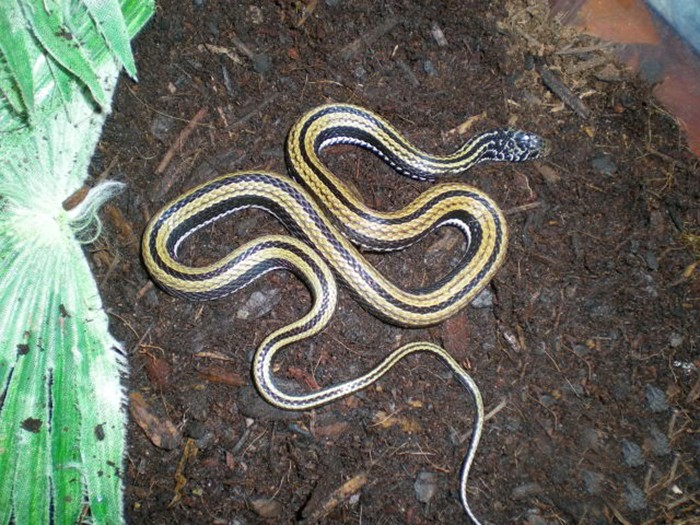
[
  {"x1": 99, "y1": 253, "x2": 121, "y2": 288},
  {"x1": 538, "y1": 65, "x2": 591, "y2": 119},
  {"x1": 555, "y1": 43, "x2": 613, "y2": 55},
  {"x1": 227, "y1": 95, "x2": 278, "y2": 131},
  {"x1": 339, "y1": 16, "x2": 401, "y2": 60},
  {"x1": 484, "y1": 398, "x2": 508, "y2": 422},
  {"x1": 229, "y1": 33, "x2": 256, "y2": 60},
  {"x1": 396, "y1": 60, "x2": 420, "y2": 87},
  {"x1": 568, "y1": 55, "x2": 608, "y2": 74},
  {"x1": 136, "y1": 280, "x2": 154, "y2": 301},
  {"x1": 155, "y1": 106, "x2": 208, "y2": 177},
  {"x1": 504, "y1": 200, "x2": 543, "y2": 215}
]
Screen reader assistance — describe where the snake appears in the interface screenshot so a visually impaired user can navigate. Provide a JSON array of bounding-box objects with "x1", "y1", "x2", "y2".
[{"x1": 142, "y1": 103, "x2": 547, "y2": 523}]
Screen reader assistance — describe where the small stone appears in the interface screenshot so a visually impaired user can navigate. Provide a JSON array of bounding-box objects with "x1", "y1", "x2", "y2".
[
  {"x1": 581, "y1": 469, "x2": 604, "y2": 495},
  {"x1": 591, "y1": 153, "x2": 617, "y2": 176},
  {"x1": 642, "y1": 273, "x2": 658, "y2": 297},
  {"x1": 252, "y1": 53, "x2": 272, "y2": 74},
  {"x1": 183, "y1": 420, "x2": 207, "y2": 440},
  {"x1": 423, "y1": 60, "x2": 438, "y2": 76},
  {"x1": 624, "y1": 480, "x2": 647, "y2": 511},
  {"x1": 414, "y1": 471, "x2": 438, "y2": 504},
  {"x1": 648, "y1": 425, "x2": 672, "y2": 456},
  {"x1": 353, "y1": 66, "x2": 367, "y2": 80},
  {"x1": 621, "y1": 439, "x2": 645, "y2": 467},
  {"x1": 538, "y1": 394, "x2": 556, "y2": 407},
  {"x1": 644, "y1": 384, "x2": 668, "y2": 413},
  {"x1": 511, "y1": 482, "x2": 544, "y2": 500},
  {"x1": 251, "y1": 498, "x2": 283, "y2": 518},
  {"x1": 471, "y1": 288, "x2": 493, "y2": 309},
  {"x1": 573, "y1": 342, "x2": 589, "y2": 357},
  {"x1": 236, "y1": 288, "x2": 281, "y2": 320},
  {"x1": 579, "y1": 427, "x2": 602, "y2": 450},
  {"x1": 325, "y1": 0, "x2": 342, "y2": 5},
  {"x1": 644, "y1": 251, "x2": 659, "y2": 271},
  {"x1": 669, "y1": 333, "x2": 683, "y2": 348},
  {"x1": 150, "y1": 114, "x2": 175, "y2": 142}
]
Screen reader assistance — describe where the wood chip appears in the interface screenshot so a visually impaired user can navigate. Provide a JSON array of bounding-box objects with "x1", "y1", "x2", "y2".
[
  {"x1": 252, "y1": 498, "x2": 283, "y2": 519},
  {"x1": 538, "y1": 65, "x2": 591, "y2": 119},
  {"x1": 302, "y1": 474, "x2": 369, "y2": 522},
  {"x1": 372, "y1": 410, "x2": 421, "y2": 433},
  {"x1": 447, "y1": 111, "x2": 487, "y2": 136},
  {"x1": 200, "y1": 43, "x2": 243, "y2": 65},
  {"x1": 129, "y1": 392, "x2": 181, "y2": 450},
  {"x1": 197, "y1": 365, "x2": 246, "y2": 387},
  {"x1": 535, "y1": 162, "x2": 561, "y2": 184}
]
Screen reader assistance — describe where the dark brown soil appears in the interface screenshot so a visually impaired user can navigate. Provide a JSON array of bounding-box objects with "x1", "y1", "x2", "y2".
[{"x1": 94, "y1": 1, "x2": 699, "y2": 524}]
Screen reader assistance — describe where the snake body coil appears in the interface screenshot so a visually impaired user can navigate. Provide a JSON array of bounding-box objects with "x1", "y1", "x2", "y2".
[{"x1": 143, "y1": 104, "x2": 547, "y2": 524}]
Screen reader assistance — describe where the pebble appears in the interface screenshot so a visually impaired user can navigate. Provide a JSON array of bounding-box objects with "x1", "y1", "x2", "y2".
[
  {"x1": 644, "y1": 384, "x2": 668, "y2": 413},
  {"x1": 150, "y1": 113, "x2": 174, "y2": 142},
  {"x1": 579, "y1": 427, "x2": 602, "y2": 450},
  {"x1": 624, "y1": 480, "x2": 647, "y2": 511},
  {"x1": 252, "y1": 53, "x2": 272, "y2": 74},
  {"x1": 669, "y1": 332, "x2": 683, "y2": 348},
  {"x1": 183, "y1": 420, "x2": 208, "y2": 440},
  {"x1": 591, "y1": 153, "x2": 618, "y2": 175},
  {"x1": 572, "y1": 342, "x2": 589, "y2": 357},
  {"x1": 644, "y1": 251, "x2": 659, "y2": 270},
  {"x1": 648, "y1": 425, "x2": 672, "y2": 456},
  {"x1": 471, "y1": 287, "x2": 493, "y2": 309},
  {"x1": 581, "y1": 469, "x2": 604, "y2": 495},
  {"x1": 251, "y1": 498, "x2": 282, "y2": 519},
  {"x1": 423, "y1": 60, "x2": 438, "y2": 76},
  {"x1": 414, "y1": 471, "x2": 438, "y2": 504},
  {"x1": 621, "y1": 439, "x2": 645, "y2": 467},
  {"x1": 353, "y1": 66, "x2": 367, "y2": 80},
  {"x1": 642, "y1": 273, "x2": 658, "y2": 297},
  {"x1": 236, "y1": 288, "x2": 281, "y2": 320},
  {"x1": 538, "y1": 394, "x2": 557, "y2": 407}
]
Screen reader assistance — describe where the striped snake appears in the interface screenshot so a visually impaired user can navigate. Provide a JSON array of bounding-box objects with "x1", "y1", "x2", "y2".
[{"x1": 142, "y1": 104, "x2": 547, "y2": 523}]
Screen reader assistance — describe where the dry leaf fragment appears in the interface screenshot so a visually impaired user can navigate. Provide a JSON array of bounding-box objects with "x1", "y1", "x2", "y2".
[{"x1": 129, "y1": 392, "x2": 181, "y2": 450}]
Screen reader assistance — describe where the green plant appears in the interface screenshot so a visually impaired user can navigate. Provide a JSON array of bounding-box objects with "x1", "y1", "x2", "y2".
[{"x1": 0, "y1": 1, "x2": 154, "y2": 523}]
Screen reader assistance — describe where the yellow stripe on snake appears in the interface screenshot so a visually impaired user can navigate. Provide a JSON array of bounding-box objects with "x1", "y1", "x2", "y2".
[{"x1": 142, "y1": 104, "x2": 547, "y2": 524}]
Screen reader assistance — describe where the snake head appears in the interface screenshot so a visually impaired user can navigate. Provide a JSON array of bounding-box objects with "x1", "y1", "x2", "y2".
[{"x1": 482, "y1": 129, "x2": 550, "y2": 163}]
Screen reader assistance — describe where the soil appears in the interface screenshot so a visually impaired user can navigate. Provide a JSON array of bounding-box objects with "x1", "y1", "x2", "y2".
[{"x1": 94, "y1": 1, "x2": 699, "y2": 524}]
